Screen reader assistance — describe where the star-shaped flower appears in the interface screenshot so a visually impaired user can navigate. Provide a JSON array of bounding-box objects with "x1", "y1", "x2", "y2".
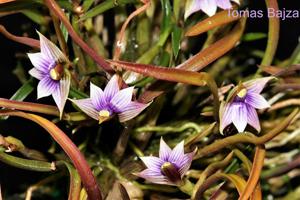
[
  {"x1": 220, "y1": 77, "x2": 273, "y2": 134},
  {"x1": 70, "y1": 75, "x2": 150, "y2": 123},
  {"x1": 27, "y1": 31, "x2": 70, "y2": 117},
  {"x1": 185, "y1": 0, "x2": 239, "y2": 19},
  {"x1": 137, "y1": 138, "x2": 196, "y2": 185}
]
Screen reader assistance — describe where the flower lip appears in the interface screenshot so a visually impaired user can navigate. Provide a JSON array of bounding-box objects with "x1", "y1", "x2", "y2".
[
  {"x1": 98, "y1": 109, "x2": 111, "y2": 124},
  {"x1": 237, "y1": 88, "x2": 247, "y2": 98},
  {"x1": 160, "y1": 162, "x2": 182, "y2": 185},
  {"x1": 49, "y1": 63, "x2": 64, "y2": 81}
]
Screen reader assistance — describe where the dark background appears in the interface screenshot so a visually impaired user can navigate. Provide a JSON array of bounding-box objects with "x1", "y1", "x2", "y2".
[{"x1": 0, "y1": 0, "x2": 300, "y2": 197}]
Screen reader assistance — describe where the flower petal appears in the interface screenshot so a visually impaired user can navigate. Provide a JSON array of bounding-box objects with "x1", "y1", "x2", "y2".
[
  {"x1": 137, "y1": 169, "x2": 171, "y2": 185},
  {"x1": 246, "y1": 105, "x2": 261, "y2": 132},
  {"x1": 37, "y1": 77, "x2": 59, "y2": 99},
  {"x1": 117, "y1": 101, "x2": 151, "y2": 122},
  {"x1": 178, "y1": 150, "x2": 196, "y2": 177},
  {"x1": 216, "y1": 0, "x2": 232, "y2": 9},
  {"x1": 27, "y1": 53, "x2": 51, "y2": 72},
  {"x1": 29, "y1": 68, "x2": 45, "y2": 80},
  {"x1": 90, "y1": 82, "x2": 106, "y2": 110},
  {"x1": 184, "y1": 0, "x2": 202, "y2": 19},
  {"x1": 104, "y1": 75, "x2": 120, "y2": 102},
  {"x1": 168, "y1": 140, "x2": 185, "y2": 166},
  {"x1": 199, "y1": 0, "x2": 218, "y2": 17},
  {"x1": 245, "y1": 93, "x2": 270, "y2": 109},
  {"x1": 244, "y1": 77, "x2": 273, "y2": 94},
  {"x1": 110, "y1": 87, "x2": 134, "y2": 112},
  {"x1": 70, "y1": 98, "x2": 99, "y2": 120},
  {"x1": 231, "y1": 102, "x2": 248, "y2": 132},
  {"x1": 220, "y1": 103, "x2": 233, "y2": 134},
  {"x1": 52, "y1": 73, "x2": 70, "y2": 117},
  {"x1": 139, "y1": 156, "x2": 164, "y2": 170},
  {"x1": 159, "y1": 138, "x2": 172, "y2": 161},
  {"x1": 37, "y1": 31, "x2": 67, "y2": 63}
]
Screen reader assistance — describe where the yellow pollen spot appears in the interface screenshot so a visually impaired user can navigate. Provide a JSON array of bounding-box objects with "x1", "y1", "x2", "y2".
[
  {"x1": 98, "y1": 110, "x2": 110, "y2": 124},
  {"x1": 237, "y1": 88, "x2": 247, "y2": 98},
  {"x1": 50, "y1": 69, "x2": 60, "y2": 80},
  {"x1": 161, "y1": 162, "x2": 172, "y2": 170}
]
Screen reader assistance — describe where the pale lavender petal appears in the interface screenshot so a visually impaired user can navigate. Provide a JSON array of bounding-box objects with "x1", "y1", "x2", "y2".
[
  {"x1": 244, "y1": 77, "x2": 273, "y2": 94},
  {"x1": 199, "y1": 0, "x2": 217, "y2": 16},
  {"x1": 104, "y1": 75, "x2": 120, "y2": 102},
  {"x1": 90, "y1": 82, "x2": 106, "y2": 110},
  {"x1": 216, "y1": 0, "x2": 232, "y2": 9},
  {"x1": 159, "y1": 138, "x2": 172, "y2": 161},
  {"x1": 37, "y1": 31, "x2": 67, "y2": 63},
  {"x1": 29, "y1": 68, "x2": 45, "y2": 80},
  {"x1": 231, "y1": 102, "x2": 247, "y2": 132},
  {"x1": 184, "y1": 0, "x2": 202, "y2": 19},
  {"x1": 70, "y1": 98, "x2": 99, "y2": 120},
  {"x1": 137, "y1": 169, "x2": 171, "y2": 185},
  {"x1": 27, "y1": 53, "x2": 51, "y2": 72},
  {"x1": 246, "y1": 105, "x2": 261, "y2": 132},
  {"x1": 37, "y1": 77, "x2": 58, "y2": 99},
  {"x1": 168, "y1": 141, "x2": 185, "y2": 166},
  {"x1": 178, "y1": 150, "x2": 196, "y2": 177},
  {"x1": 117, "y1": 101, "x2": 150, "y2": 122},
  {"x1": 245, "y1": 93, "x2": 270, "y2": 109},
  {"x1": 52, "y1": 73, "x2": 70, "y2": 117},
  {"x1": 110, "y1": 87, "x2": 134, "y2": 112},
  {"x1": 140, "y1": 156, "x2": 164, "y2": 170},
  {"x1": 220, "y1": 103, "x2": 233, "y2": 134}
]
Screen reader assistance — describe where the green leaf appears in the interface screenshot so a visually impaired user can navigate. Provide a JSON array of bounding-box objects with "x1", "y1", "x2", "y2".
[
  {"x1": 69, "y1": 87, "x2": 89, "y2": 99},
  {"x1": 10, "y1": 79, "x2": 34, "y2": 101},
  {"x1": 0, "y1": 151, "x2": 55, "y2": 172},
  {"x1": 82, "y1": 0, "x2": 95, "y2": 11},
  {"x1": 22, "y1": 9, "x2": 48, "y2": 25},
  {"x1": 160, "y1": 0, "x2": 173, "y2": 32},
  {"x1": 80, "y1": 0, "x2": 136, "y2": 21},
  {"x1": 242, "y1": 32, "x2": 267, "y2": 42},
  {"x1": 171, "y1": 25, "x2": 182, "y2": 59},
  {"x1": 60, "y1": 12, "x2": 70, "y2": 43}
]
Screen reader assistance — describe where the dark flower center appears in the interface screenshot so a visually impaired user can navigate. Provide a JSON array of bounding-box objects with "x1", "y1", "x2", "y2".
[
  {"x1": 49, "y1": 63, "x2": 64, "y2": 81},
  {"x1": 160, "y1": 162, "x2": 182, "y2": 184}
]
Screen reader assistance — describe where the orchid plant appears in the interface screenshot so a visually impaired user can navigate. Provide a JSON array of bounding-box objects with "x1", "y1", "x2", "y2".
[{"x1": 0, "y1": 0, "x2": 299, "y2": 200}]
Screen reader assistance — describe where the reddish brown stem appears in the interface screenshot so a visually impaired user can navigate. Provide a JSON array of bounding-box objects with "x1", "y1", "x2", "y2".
[
  {"x1": 44, "y1": 0, "x2": 113, "y2": 74},
  {"x1": 0, "y1": 110, "x2": 102, "y2": 200},
  {"x1": 0, "y1": 25, "x2": 40, "y2": 49}
]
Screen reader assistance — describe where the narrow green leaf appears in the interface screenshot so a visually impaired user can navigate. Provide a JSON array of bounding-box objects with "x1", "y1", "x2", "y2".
[
  {"x1": 82, "y1": 0, "x2": 94, "y2": 11},
  {"x1": 60, "y1": 12, "x2": 70, "y2": 43},
  {"x1": 22, "y1": 9, "x2": 48, "y2": 25},
  {"x1": 10, "y1": 79, "x2": 34, "y2": 101},
  {"x1": 171, "y1": 25, "x2": 182, "y2": 58},
  {"x1": 242, "y1": 32, "x2": 267, "y2": 42},
  {"x1": 69, "y1": 87, "x2": 89, "y2": 99},
  {"x1": 160, "y1": 0, "x2": 172, "y2": 32},
  {"x1": 0, "y1": 151, "x2": 55, "y2": 172},
  {"x1": 80, "y1": 0, "x2": 136, "y2": 21}
]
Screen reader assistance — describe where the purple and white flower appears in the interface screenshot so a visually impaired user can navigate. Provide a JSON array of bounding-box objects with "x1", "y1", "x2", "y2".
[
  {"x1": 185, "y1": 0, "x2": 239, "y2": 19},
  {"x1": 220, "y1": 77, "x2": 273, "y2": 134},
  {"x1": 70, "y1": 75, "x2": 150, "y2": 123},
  {"x1": 27, "y1": 31, "x2": 70, "y2": 117},
  {"x1": 137, "y1": 138, "x2": 196, "y2": 185}
]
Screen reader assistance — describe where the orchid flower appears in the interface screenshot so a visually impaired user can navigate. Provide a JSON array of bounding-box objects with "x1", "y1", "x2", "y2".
[
  {"x1": 137, "y1": 138, "x2": 196, "y2": 186},
  {"x1": 27, "y1": 31, "x2": 70, "y2": 117},
  {"x1": 185, "y1": 0, "x2": 239, "y2": 19},
  {"x1": 70, "y1": 75, "x2": 150, "y2": 123},
  {"x1": 220, "y1": 77, "x2": 273, "y2": 134}
]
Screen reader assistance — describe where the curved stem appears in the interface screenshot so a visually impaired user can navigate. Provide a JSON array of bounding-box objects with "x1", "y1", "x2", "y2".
[
  {"x1": 44, "y1": 0, "x2": 113, "y2": 74},
  {"x1": 239, "y1": 145, "x2": 265, "y2": 200},
  {"x1": 0, "y1": 110, "x2": 102, "y2": 200},
  {"x1": 260, "y1": 0, "x2": 280, "y2": 66}
]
